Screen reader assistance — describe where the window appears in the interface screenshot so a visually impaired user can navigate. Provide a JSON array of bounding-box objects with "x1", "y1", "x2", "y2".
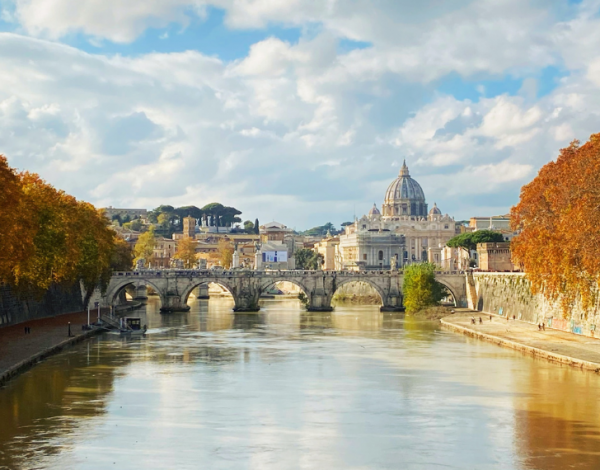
[
  {"x1": 362, "y1": 225, "x2": 367, "y2": 229},
  {"x1": 378, "y1": 251, "x2": 384, "y2": 261},
  {"x1": 444, "y1": 225, "x2": 449, "y2": 229},
  {"x1": 363, "y1": 254, "x2": 367, "y2": 260}
]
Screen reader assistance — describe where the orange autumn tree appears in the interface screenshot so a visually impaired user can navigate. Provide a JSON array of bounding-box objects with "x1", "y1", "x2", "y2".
[
  {"x1": 511, "y1": 134, "x2": 600, "y2": 314},
  {"x1": 174, "y1": 236, "x2": 198, "y2": 269},
  {"x1": 0, "y1": 156, "x2": 34, "y2": 283},
  {"x1": 0, "y1": 157, "x2": 118, "y2": 303}
]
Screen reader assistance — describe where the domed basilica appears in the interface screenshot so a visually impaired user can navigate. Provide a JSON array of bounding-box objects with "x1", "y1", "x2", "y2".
[{"x1": 338, "y1": 161, "x2": 456, "y2": 270}]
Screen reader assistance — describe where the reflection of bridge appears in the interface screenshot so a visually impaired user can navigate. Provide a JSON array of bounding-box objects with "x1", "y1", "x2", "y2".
[{"x1": 104, "y1": 270, "x2": 467, "y2": 312}]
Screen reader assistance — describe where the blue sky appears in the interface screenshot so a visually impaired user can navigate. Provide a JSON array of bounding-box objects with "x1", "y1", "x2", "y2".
[{"x1": 1, "y1": 0, "x2": 600, "y2": 229}]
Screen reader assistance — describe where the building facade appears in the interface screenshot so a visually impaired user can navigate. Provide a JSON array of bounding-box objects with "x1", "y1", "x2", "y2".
[
  {"x1": 477, "y1": 242, "x2": 519, "y2": 271},
  {"x1": 339, "y1": 161, "x2": 456, "y2": 270},
  {"x1": 313, "y1": 234, "x2": 341, "y2": 271}
]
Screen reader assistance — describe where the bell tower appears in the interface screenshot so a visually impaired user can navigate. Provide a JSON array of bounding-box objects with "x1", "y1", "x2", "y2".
[{"x1": 183, "y1": 216, "x2": 196, "y2": 239}]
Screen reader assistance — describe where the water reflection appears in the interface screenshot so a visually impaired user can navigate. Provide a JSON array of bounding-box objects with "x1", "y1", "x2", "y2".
[{"x1": 1, "y1": 298, "x2": 600, "y2": 469}]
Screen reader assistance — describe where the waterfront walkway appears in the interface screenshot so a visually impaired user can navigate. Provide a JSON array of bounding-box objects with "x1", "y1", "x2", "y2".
[
  {"x1": 442, "y1": 310, "x2": 600, "y2": 372},
  {"x1": 0, "y1": 310, "x2": 104, "y2": 385}
]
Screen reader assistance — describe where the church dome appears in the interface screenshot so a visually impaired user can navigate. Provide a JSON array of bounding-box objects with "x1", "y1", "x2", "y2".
[
  {"x1": 384, "y1": 161, "x2": 425, "y2": 202},
  {"x1": 368, "y1": 203, "x2": 381, "y2": 217},
  {"x1": 429, "y1": 202, "x2": 441, "y2": 216},
  {"x1": 382, "y1": 161, "x2": 428, "y2": 217}
]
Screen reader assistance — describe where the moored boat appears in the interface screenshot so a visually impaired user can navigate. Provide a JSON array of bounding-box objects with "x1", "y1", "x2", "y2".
[{"x1": 120, "y1": 317, "x2": 147, "y2": 335}]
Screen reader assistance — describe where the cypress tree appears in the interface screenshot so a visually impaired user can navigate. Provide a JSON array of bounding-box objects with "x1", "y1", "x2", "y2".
[{"x1": 254, "y1": 218, "x2": 260, "y2": 234}]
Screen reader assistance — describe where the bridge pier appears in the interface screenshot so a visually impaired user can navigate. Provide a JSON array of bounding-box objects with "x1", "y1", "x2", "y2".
[
  {"x1": 380, "y1": 274, "x2": 404, "y2": 312},
  {"x1": 196, "y1": 285, "x2": 210, "y2": 299},
  {"x1": 133, "y1": 284, "x2": 148, "y2": 300},
  {"x1": 306, "y1": 275, "x2": 334, "y2": 311},
  {"x1": 160, "y1": 294, "x2": 191, "y2": 313},
  {"x1": 306, "y1": 296, "x2": 334, "y2": 311},
  {"x1": 380, "y1": 295, "x2": 404, "y2": 312},
  {"x1": 232, "y1": 293, "x2": 261, "y2": 312}
]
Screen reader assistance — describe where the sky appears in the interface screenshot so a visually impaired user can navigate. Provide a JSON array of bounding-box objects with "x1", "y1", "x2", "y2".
[{"x1": 1, "y1": 0, "x2": 599, "y2": 230}]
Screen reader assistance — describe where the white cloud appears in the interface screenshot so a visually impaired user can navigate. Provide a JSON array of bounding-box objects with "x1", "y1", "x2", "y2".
[
  {"x1": 2, "y1": 1, "x2": 600, "y2": 226},
  {"x1": 12, "y1": 0, "x2": 197, "y2": 43}
]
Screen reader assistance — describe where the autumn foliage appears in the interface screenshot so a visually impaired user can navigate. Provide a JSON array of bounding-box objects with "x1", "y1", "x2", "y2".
[
  {"x1": 0, "y1": 155, "x2": 122, "y2": 302},
  {"x1": 511, "y1": 134, "x2": 600, "y2": 314},
  {"x1": 174, "y1": 236, "x2": 198, "y2": 269}
]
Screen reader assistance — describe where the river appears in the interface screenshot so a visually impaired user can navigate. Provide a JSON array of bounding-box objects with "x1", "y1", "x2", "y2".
[{"x1": 1, "y1": 297, "x2": 600, "y2": 470}]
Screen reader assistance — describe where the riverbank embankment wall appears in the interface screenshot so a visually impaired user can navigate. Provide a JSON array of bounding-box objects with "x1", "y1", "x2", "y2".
[
  {"x1": 471, "y1": 273, "x2": 600, "y2": 338},
  {"x1": 0, "y1": 284, "x2": 83, "y2": 328}
]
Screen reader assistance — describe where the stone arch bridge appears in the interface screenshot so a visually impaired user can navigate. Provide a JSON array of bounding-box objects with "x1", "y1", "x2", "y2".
[{"x1": 104, "y1": 270, "x2": 467, "y2": 313}]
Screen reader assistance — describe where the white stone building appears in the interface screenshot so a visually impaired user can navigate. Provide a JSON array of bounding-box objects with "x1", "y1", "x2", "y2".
[{"x1": 339, "y1": 161, "x2": 456, "y2": 270}]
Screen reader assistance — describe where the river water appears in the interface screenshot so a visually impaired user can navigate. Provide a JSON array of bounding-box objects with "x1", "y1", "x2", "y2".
[{"x1": 1, "y1": 297, "x2": 600, "y2": 470}]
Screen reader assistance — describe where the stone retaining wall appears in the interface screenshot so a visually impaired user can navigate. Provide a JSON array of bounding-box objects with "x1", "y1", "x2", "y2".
[
  {"x1": 0, "y1": 284, "x2": 83, "y2": 328},
  {"x1": 472, "y1": 273, "x2": 600, "y2": 338}
]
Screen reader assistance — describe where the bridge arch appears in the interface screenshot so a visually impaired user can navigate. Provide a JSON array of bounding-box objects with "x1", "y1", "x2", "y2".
[
  {"x1": 106, "y1": 278, "x2": 166, "y2": 307},
  {"x1": 259, "y1": 277, "x2": 311, "y2": 297},
  {"x1": 434, "y1": 279, "x2": 459, "y2": 307},
  {"x1": 180, "y1": 279, "x2": 235, "y2": 305},
  {"x1": 333, "y1": 277, "x2": 387, "y2": 307}
]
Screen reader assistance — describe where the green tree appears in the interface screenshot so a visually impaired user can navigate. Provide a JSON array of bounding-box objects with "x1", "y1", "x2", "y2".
[
  {"x1": 202, "y1": 203, "x2": 242, "y2": 231},
  {"x1": 294, "y1": 249, "x2": 313, "y2": 270},
  {"x1": 111, "y1": 237, "x2": 134, "y2": 271},
  {"x1": 254, "y1": 218, "x2": 260, "y2": 235},
  {"x1": 402, "y1": 262, "x2": 447, "y2": 313},
  {"x1": 294, "y1": 248, "x2": 323, "y2": 270},
  {"x1": 243, "y1": 220, "x2": 254, "y2": 234},
  {"x1": 302, "y1": 223, "x2": 336, "y2": 236},
  {"x1": 174, "y1": 205, "x2": 203, "y2": 220},
  {"x1": 123, "y1": 218, "x2": 143, "y2": 232},
  {"x1": 446, "y1": 230, "x2": 504, "y2": 252},
  {"x1": 307, "y1": 252, "x2": 323, "y2": 270},
  {"x1": 148, "y1": 205, "x2": 178, "y2": 232},
  {"x1": 157, "y1": 212, "x2": 171, "y2": 228},
  {"x1": 134, "y1": 226, "x2": 156, "y2": 267}
]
